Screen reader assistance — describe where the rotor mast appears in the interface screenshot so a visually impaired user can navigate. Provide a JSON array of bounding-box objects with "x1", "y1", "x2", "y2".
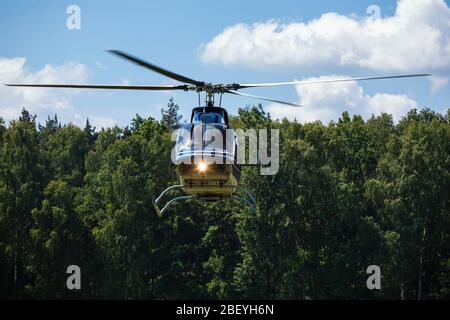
[
  {"x1": 205, "y1": 89, "x2": 215, "y2": 107},
  {"x1": 196, "y1": 83, "x2": 224, "y2": 107}
]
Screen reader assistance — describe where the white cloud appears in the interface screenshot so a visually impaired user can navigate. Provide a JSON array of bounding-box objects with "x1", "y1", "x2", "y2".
[
  {"x1": 429, "y1": 76, "x2": 448, "y2": 93},
  {"x1": 0, "y1": 57, "x2": 88, "y2": 122},
  {"x1": 267, "y1": 75, "x2": 417, "y2": 123},
  {"x1": 88, "y1": 115, "x2": 117, "y2": 129},
  {"x1": 93, "y1": 60, "x2": 107, "y2": 70},
  {"x1": 200, "y1": 0, "x2": 450, "y2": 72},
  {"x1": 366, "y1": 93, "x2": 417, "y2": 120}
]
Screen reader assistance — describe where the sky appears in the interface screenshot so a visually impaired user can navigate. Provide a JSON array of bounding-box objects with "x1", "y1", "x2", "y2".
[{"x1": 0, "y1": 0, "x2": 449, "y2": 128}]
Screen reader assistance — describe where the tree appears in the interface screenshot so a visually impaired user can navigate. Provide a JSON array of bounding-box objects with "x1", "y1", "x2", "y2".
[
  {"x1": 1, "y1": 103, "x2": 450, "y2": 300},
  {"x1": 84, "y1": 118, "x2": 98, "y2": 146},
  {"x1": 0, "y1": 109, "x2": 43, "y2": 299},
  {"x1": 161, "y1": 97, "x2": 182, "y2": 130},
  {"x1": 30, "y1": 180, "x2": 92, "y2": 298},
  {"x1": 40, "y1": 124, "x2": 91, "y2": 187}
]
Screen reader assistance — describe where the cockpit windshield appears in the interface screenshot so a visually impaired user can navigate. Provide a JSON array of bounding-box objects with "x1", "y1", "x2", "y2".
[{"x1": 193, "y1": 112, "x2": 225, "y2": 124}]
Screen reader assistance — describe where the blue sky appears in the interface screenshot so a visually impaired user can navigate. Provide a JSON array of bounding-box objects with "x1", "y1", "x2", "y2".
[{"x1": 1, "y1": 0, "x2": 449, "y2": 128}]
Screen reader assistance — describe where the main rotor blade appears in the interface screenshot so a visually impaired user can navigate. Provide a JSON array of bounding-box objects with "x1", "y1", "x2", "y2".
[
  {"x1": 235, "y1": 73, "x2": 432, "y2": 89},
  {"x1": 108, "y1": 50, "x2": 204, "y2": 86},
  {"x1": 5, "y1": 83, "x2": 189, "y2": 91},
  {"x1": 226, "y1": 90, "x2": 302, "y2": 107}
]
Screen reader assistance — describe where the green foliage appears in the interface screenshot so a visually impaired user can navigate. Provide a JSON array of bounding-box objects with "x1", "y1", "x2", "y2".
[
  {"x1": 0, "y1": 103, "x2": 449, "y2": 300},
  {"x1": 161, "y1": 97, "x2": 182, "y2": 130}
]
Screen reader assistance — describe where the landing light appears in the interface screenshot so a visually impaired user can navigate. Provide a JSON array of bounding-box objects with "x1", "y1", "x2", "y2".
[{"x1": 198, "y1": 162, "x2": 208, "y2": 172}]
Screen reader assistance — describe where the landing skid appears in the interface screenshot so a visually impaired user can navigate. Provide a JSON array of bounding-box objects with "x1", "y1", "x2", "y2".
[{"x1": 152, "y1": 184, "x2": 257, "y2": 217}]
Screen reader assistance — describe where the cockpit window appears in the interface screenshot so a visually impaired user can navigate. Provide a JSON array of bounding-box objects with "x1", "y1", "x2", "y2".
[{"x1": 193, "y1": 112, "x2": 225, "y2": 124}]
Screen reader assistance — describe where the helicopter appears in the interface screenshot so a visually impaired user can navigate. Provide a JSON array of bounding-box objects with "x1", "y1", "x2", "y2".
[{"x1": 6, "y1": 50, "x2": 431, "y2": 216}]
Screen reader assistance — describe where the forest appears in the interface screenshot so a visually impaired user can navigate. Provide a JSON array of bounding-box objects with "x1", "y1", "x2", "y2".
[{"x1": 0, "y1": 99, "x2": 449, "y2": 300}]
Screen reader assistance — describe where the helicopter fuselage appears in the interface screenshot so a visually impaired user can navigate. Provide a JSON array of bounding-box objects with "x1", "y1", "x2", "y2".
[{"x1": 174, "y1": 106, "x2": 241, "y2": 199}]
